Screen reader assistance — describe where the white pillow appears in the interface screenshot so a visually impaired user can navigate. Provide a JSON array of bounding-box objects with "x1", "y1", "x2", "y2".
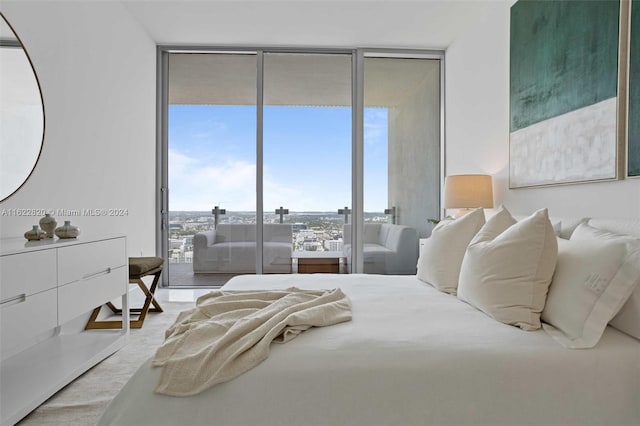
[
  {"x1": 457, "y1": 207, "x2": 558, "y2": 330},
  {"x1": 514, "y1": 215, "x2": 562, "y2": 236},
  {"x1": 416, "y1": 208, "x2": 485, "y2": 294},
  {"x1": 541, "y1": 237, "x2": 640, "y2": 348},
  {"x1": 568, "y1": 222, "x2": 640, "y2": 341}
]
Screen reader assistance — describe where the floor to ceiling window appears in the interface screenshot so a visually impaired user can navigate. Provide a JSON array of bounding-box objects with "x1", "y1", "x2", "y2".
[
  {"x1": 165, "y1": 52, "x2": 257, "y2": 286},
  {"x1": 263, "y1": 53, "x2": 352, "y2": 274},
  {"x1": 159, "y1": 48, "x2": 443, "y2": 287},
  {"x1": 360, "y1": 56, "x2": 441, "y2": 274}
]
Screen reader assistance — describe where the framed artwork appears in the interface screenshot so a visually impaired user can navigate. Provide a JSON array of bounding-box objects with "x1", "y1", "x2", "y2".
[
  {"x1": 629, "y1": 0, "x2": 640, "y2": 177},
  {"x1": 509, "y1": 0, "x2": 622, "y2": 188}
]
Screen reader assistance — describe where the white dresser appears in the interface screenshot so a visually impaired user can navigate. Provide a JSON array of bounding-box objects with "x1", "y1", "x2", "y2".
[{"x1": 0, "y1": 235, "x2": 129, "y2": 426}]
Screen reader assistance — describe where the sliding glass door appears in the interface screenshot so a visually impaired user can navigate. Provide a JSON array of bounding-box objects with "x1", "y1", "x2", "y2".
[
  {"x1": 160, "y1": 48, "x2": 442, "y2": 286},
  {"x1": 166, "y1": 52, "x2": 257, "y2": 286},
  {"x1": 362, "y1": 56, "x2": 441, "y2": 274},
  {"x1": 263, "y1": 53, "x2": 352, "y2": 273}
]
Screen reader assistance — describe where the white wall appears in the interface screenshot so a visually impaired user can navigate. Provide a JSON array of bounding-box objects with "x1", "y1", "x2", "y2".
[
  {"x1": 0, "y1": 1, "x2": 157, "y2": 255},
  {"x1": 445, "y1": 1, "x2": 640, "y2": 220}
]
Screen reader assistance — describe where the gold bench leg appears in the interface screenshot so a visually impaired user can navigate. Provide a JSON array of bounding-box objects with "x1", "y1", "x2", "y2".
[{"x1": 85, "y1": 270, "x2": 163, "y2": 330}]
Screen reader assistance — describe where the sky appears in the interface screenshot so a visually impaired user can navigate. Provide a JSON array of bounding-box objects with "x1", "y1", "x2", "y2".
[{"x1": 168, "y1": 105, "x2": 388, "y2": 212}]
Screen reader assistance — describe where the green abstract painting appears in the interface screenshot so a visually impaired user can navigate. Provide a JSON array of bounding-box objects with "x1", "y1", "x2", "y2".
[
  {"x1": 510, "y1": 0, "x2": 620, "y2": 187},
  {"x1": 630, "y1": 0, "x2": 640, "y2": 176}
]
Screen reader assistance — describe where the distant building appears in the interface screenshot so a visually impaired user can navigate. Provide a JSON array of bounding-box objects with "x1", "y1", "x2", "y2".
[
  {"x1": 292, "y1": 223, "x2": 307, "y2": 232},
  {"x1": 182, "y1": 236, "x2": 193, "y2": 252},
  {"x1": 303, "y1": 241, "x2": 321, "y2": 251},
  {"x1": 169, "y1": 239, "x2": 183, "y2": 249},
  {"x1": 184, "y1": 222, "x2": 209, "y2": 230},
  {"x1": 324, "y1": 239, "x2": 343, "y2": 252}
]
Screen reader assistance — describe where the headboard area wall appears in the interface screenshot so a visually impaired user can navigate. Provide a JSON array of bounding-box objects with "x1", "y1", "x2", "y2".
[{"x1": 444, "y1": 1, "x2": 640, "y2": 222}]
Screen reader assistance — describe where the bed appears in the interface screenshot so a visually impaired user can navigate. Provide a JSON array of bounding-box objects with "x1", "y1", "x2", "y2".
[{"x1": 98, "y1": 215, "x2": 640, "y2": 426}]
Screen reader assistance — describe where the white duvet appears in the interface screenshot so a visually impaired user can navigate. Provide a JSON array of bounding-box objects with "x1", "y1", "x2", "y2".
[{"x1": 99, "y1": 274, "x2": 640, "y2": 426}]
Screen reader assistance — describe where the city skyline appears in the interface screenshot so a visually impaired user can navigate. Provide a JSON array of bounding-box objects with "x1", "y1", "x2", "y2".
[{"x1": 167, "y1": 210, "x2": 391, "y2": 265}]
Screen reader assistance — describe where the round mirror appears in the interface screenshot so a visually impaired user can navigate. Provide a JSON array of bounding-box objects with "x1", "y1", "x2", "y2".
[{"x1": 0, "y1": 13, "x2": 44, "y2": 202}]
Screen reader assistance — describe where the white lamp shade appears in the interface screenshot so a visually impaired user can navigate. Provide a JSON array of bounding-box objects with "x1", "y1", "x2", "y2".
[{"x1": 444, "y1": 174, "x2": 494, "y2": 209}]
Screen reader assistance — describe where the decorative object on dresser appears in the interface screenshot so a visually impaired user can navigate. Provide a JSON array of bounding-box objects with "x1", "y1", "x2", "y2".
[
  {"x1": 54, "y1": 220, "x2": 80, "y2": 238},
  {"x1": 86, "y1": 256, "x2": 164, "y2": 330},
  {"x1": 443, "y1": 174, "x2": 494, "y2": 218},
  {"x1": 0, "y1": 235, "x2": 129, "y2": 426},
  {"x1": 23, "y1": 225, "x2": 46, "y2": 241},
  {"x1": 38, "y1": 213, "x2": 57, "y2": 238}
]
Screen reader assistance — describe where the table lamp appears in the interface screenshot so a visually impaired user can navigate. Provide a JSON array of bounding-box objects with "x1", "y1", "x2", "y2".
[{"x1": 443, "y1": 174, "x2": 493, "y2": 218}]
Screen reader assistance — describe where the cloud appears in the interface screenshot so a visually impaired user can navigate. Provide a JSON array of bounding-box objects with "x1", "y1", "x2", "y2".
[
  {"x1": 169, "y1": 149, "x2": 256, "y2": 210},
  {"x1": 262, "y1": 165, "x2": 351, "y2": 212},
  {"x1": 364, "y1": 108, "x2": 388, "y2": 147},
  {"x1": 190, "y1": 119, "x2": 229, "y2": 140},
  {"x1": 169, "y1": 125, "x2": 384, "y2": 212},
  {"x1": 169, "y1": 149, "x2": 325, "y2": 211},
  {"x1": 168, "y1": 149, "x2": 197, "y2": 176}
]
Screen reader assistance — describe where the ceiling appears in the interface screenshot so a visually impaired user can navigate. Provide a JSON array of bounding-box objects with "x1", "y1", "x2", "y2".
[
  {"x1": 120, "y1": 0, "x2": 496, "y2": 49},
  {"x1": 121, "y1": 0, "x2": 498, "y2": 107}
]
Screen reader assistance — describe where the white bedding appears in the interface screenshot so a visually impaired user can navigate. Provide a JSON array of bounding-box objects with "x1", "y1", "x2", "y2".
[{"x1": 98, "y1": 274, "x2": 640, "y2": 426}]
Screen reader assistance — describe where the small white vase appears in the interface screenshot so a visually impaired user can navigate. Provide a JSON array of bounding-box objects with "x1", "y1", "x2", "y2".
[
  {"x1": 39, "y1": 213, "x2": 57, "y2": 238},
  {"x1": 24, "y1": 225, "x2": 46, "y2": 241},
  {"x1": 55, "y1": 221, "x2": 80, "y2": 239}
]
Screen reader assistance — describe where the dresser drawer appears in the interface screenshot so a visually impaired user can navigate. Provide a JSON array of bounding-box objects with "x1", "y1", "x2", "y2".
[
  {"x1": 58, "y1": 265, "x2": 127, "y2": 324},
  {"x1": 0, "y1": 250, "x2": 57, "y2": 302},
  {"x1": 1, "y1": 288, "x2": 57, "y2": 360},
  {"x1": 58, "y1": 238, "x2": 126, "y2": 285}
]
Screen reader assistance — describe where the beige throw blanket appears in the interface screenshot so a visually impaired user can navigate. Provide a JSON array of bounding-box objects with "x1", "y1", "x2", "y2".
[{"x1": 152, "y1": 287, "x2": 352, "y2": 396}]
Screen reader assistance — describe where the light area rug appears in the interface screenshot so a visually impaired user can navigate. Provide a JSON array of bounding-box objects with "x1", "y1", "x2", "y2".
[{"x1": 17, "y1": 301, "x2": 195, "y2": 426}]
